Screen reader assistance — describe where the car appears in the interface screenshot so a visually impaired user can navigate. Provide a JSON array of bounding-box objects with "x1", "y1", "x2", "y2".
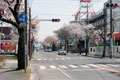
[
  {"x1": 47, "y1": 48, "x2": 52, "y2": 52},
  {"x1": 58, "y1": 49, "x2": 67, "y2": 55}
]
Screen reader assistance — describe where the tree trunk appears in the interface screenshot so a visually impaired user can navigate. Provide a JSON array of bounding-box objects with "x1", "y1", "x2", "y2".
[
  {"x1": 66, "y1": 41, "x2": 68, "y2": 53},
  {"x1": 17, "y1": 28, "x2": 25, "y2": 69},
  {"x1": 85, "y1": 37, "x2": 89, "y2": 56}
]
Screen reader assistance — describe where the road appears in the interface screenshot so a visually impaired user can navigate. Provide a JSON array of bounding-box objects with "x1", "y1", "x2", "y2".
[{"x1": 29, "y1": 50, "x2": 120, "y2": 80}]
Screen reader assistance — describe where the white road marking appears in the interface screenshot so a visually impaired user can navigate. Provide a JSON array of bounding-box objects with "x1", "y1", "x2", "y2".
[
  {"x1": 40, "y1": 66, "x2": 46, "y2": 70},
  {"x1": 55, "y1": 58, "x2": 59, "y2": 60},
  {"x1": 69, "y1": 65, "x2": 78, "y2": 68},
  {"x1": 61, "y1": 58, "x2": 65, "y2": 60},
  {"x1": 87, "y1": 64, "x2": 98, "y2": 68},
  {"x1": 107, "y1": 64, "x2": 120, "y2": 67},
  {"x1": 79, "y1": 58, "x2": 82, "y2": 59},
  {"x1": 37, "y1": 59, "x2": 41, "y2": 61},
  {"x1": 57, "y1": 68, "x2": 72, "y2": 79},
  {"x1": 50, "y1": 59, "x2": 53, "y2": 60},
  {"x1": 43, "y1": 59, "x2": 47, "y2": 60},
  {"x1": 97, "y1": 64, "x2": 109, "y2": 67},
  {"x1": 66, "y1": 57, "x2": 71, "y2": 59},
  {"x1": 49, "y1": 65, "x2": 56, "y2": 69},
  {"x1": 71, "y1": 69, "x2": 101, "y2": 71},
  {"x1": 59, "y1": 65, "x2": 68, "y2": 69},
  {"x1": 79, "y1": 65, "x2": 90, "y2": 68}
]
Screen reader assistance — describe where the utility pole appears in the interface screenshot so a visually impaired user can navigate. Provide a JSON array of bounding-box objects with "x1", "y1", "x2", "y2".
[
  {"x1": 29, "y1": 7, "x2": 31, "y2": 60},
  {"x1": 24, "y1": 0, "x2": 28, "y2": 73},
  {"x1": 110, "y1": 0, "x2": 113, "y2": 58},
  {"x1": 102, "y1": 8, "x2": 107, "y2": 58}
]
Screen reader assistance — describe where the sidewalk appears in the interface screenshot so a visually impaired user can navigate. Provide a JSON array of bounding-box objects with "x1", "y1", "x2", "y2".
[{"x1": 0, "y1": 59, "x2": 29, "y2": 80}]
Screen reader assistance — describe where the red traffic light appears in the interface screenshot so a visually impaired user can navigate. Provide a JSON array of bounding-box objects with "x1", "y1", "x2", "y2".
[
  {"x1": 104, "y1": 3, "x2": 119, "y2": 9},
  {"x1": 57, "y1": 19, "x2": 60, "y2": 22},
  {"x1": 52, "y1": 19, "x2": 60, "y2": 22},
  {"x1": 114, "y1": 4, "x2": 118, "y2": 8}
]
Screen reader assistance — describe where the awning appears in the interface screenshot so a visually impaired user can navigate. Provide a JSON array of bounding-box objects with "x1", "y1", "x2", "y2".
[{"x1": 112, "y1": 33, "x2": 120, "y2": 40}]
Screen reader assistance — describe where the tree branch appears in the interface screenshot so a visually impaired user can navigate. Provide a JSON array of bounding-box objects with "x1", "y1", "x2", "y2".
[
  {"x1": 0, "y1": 18, "x2": 19, "y2": 28},
  {"x1": 8, "y1": 7, "x2": 19, "y2": 23}
]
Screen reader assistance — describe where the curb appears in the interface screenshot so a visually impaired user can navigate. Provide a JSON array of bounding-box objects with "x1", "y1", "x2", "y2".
[
  {"x1": 24, "y1": 66, "x2": 31, "y2": 80},
  {"x1": 0, "y1": 59, "x2": 6, "y2": 68}
]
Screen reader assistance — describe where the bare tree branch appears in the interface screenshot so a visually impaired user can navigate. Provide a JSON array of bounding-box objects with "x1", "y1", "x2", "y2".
[{"x1": 1, "y1": 18, "x2": 18, "y2": 28}]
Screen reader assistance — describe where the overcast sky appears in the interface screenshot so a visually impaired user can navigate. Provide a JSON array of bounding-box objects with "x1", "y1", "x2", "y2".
[{"x1": 31, "y1": 0, "x2": 107, "y2": 41}]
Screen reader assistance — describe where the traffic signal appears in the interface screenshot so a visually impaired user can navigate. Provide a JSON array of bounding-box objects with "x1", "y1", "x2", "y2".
[
  {"x1": 104, "y1": 2, "x2": 119, "y2": 9},
  {"x1": 52, "y1": 19, "x2": 60, "y2": 22}
]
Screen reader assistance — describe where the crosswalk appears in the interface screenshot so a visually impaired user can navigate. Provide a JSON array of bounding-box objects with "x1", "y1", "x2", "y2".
[
  {"x1": 38, "y1": 64, "x2": 120, "y2": 70},
  {"x1": 37, "y1": 57, "x2": 94, "y2": 61}
]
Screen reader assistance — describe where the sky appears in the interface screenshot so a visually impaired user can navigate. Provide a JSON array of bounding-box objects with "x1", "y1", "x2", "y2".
[{"x1": 31, "y1": 0, "x2": 107, "y2": 41}]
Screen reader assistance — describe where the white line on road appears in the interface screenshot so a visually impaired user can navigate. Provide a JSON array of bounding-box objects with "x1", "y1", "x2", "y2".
[
  {"x1": 71, "y1": 69, "x2": 101, "y2": 71},
  {"x1": 59, "y1": 65, "x2": 68, "y2": 69},
  {"x1": 61, "y1": 58, "x2": 65, "y2": 60},
  {"x1": 49, "y1": 65, "x2": 56, "y2": 69},
  {"x1": 55, "y1": 58, "x2": 59, "y2": 60},
  {"x1": 40, "y1": 66, "x2": 46, "y2": 70},
  {"x1": 87, "y1": 64, "x2": 98, "y2": 68},
  {"x1": 43, "y1": 59, "x2": 47, "y2": 60},
  {"x1": 50, "y1": 59, "x2": 53, "y2": 60},
  {"x1": 107, "y1": 64, "x2": 120, "y2": 67},
  {"x1": 37, "y1": 59, "x2": 41, "y2": 61},
  {"x1": 97, "y1": 64, "x2": 109, "y2": 67},
  {"x1": 69, "y1": 65, "x2": 78, "y2": 68},
  {"x1": 57, "y1": 68, "x2": 72, "y2": 79}
]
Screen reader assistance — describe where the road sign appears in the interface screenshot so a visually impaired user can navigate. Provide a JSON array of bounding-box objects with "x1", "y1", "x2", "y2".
[
  {"x1": 18, "y1": 13, "x2": 28, "y2": 23},
  {"x1": 31, "y1": 24, "x2": 36, "y2": 32},
  {"x1": 0, "y1": 9, "x2": 4, "y2": 15}
]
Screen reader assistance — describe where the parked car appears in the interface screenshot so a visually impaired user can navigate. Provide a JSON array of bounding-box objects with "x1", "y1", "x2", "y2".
[
  {"x1": 47, "y1": 48, "x2": 52, "y2": 52},
  {"x1": 58, "y1": 49, "x2": 67, "y2": 55}
]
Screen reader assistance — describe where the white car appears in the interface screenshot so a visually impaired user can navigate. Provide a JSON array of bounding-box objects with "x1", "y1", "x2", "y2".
[{"x1": 58, "y1": 49, "x2": 67, "y2": 55}]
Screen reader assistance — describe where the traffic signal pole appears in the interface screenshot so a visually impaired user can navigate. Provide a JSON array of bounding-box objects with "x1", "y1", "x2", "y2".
[{"x1": 110, "y1": 0, "x2": 113, "y2": 58}]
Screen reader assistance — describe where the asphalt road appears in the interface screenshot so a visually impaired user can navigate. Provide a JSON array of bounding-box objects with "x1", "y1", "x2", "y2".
[{"x1": 29, "y1": 50, "x2": 120, "y2": 80}]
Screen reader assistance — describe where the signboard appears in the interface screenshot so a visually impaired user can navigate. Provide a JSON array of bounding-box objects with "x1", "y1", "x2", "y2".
[
  {"x1": 18, "y1": 13, "x2": 28, "y2": 23},
  {"x1": 0, "y1": 9, "x2": 4, "y2": 15},
  {"x1": 0, "y1": 42, "x2": 16, "y2": 53},
  {"x1": 31, "y1": 24, "x2": 36, "y2": 32}
]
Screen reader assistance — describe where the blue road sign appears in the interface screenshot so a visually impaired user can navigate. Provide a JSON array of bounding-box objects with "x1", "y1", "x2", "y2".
[{"x1": 18, "y1": 13, "x2": 28, "y2": 23}]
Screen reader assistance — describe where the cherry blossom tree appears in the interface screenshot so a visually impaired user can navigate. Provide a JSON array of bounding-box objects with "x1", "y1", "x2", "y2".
[{"x1": 0, "y1": 0, "x2": 27, "y2": 69}]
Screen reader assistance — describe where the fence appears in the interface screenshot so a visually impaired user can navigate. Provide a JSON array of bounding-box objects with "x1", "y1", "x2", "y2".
[{"x1": 89, "y1": 46, "x2": 120, "y2": 58}]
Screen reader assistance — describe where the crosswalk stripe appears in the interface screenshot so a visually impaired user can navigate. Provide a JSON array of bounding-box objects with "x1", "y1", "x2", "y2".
[
  {"x1": 59, "y1": 65, "x2": 68, "y2": 69},
  {"x1": 97, "y1": 64, "x2": 109, "y2": 67},
  {"x1": 107, "y1": 64, "x2": 120, "y2": 67},
  {"x1": 37, "y1": 59, "x2": 41, "y2": 61},
  {"x1": 69, "y1": 65, "x2": 78, "y2": 68},
  {"x1": 80, "y1": 65, "x2": 90, "y2": 68},
  {"x1": 61, "y1": 58, "x2": 65, "y2": 60},
  {"x1": 66, "y1": 57, "x2": 71, "y2": 59},
  {"x1": 55, "y1": 58, "x2": 59, "y2": 60},
  {"x1": 49, "y1": 65, "x2": 56, "y2": 69},
  {"x1": 87, "y1": 64, "x2": 98, "y2": 68},
  {"x1": 40, "y1": 66, "x2": 46, "y2": 70},
  {"x1": 43, "y1": 59, "x2": 47, "y2": 60},
  {"x1": 50, "y1": 59, "x2": 53, "y2": 60}
]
